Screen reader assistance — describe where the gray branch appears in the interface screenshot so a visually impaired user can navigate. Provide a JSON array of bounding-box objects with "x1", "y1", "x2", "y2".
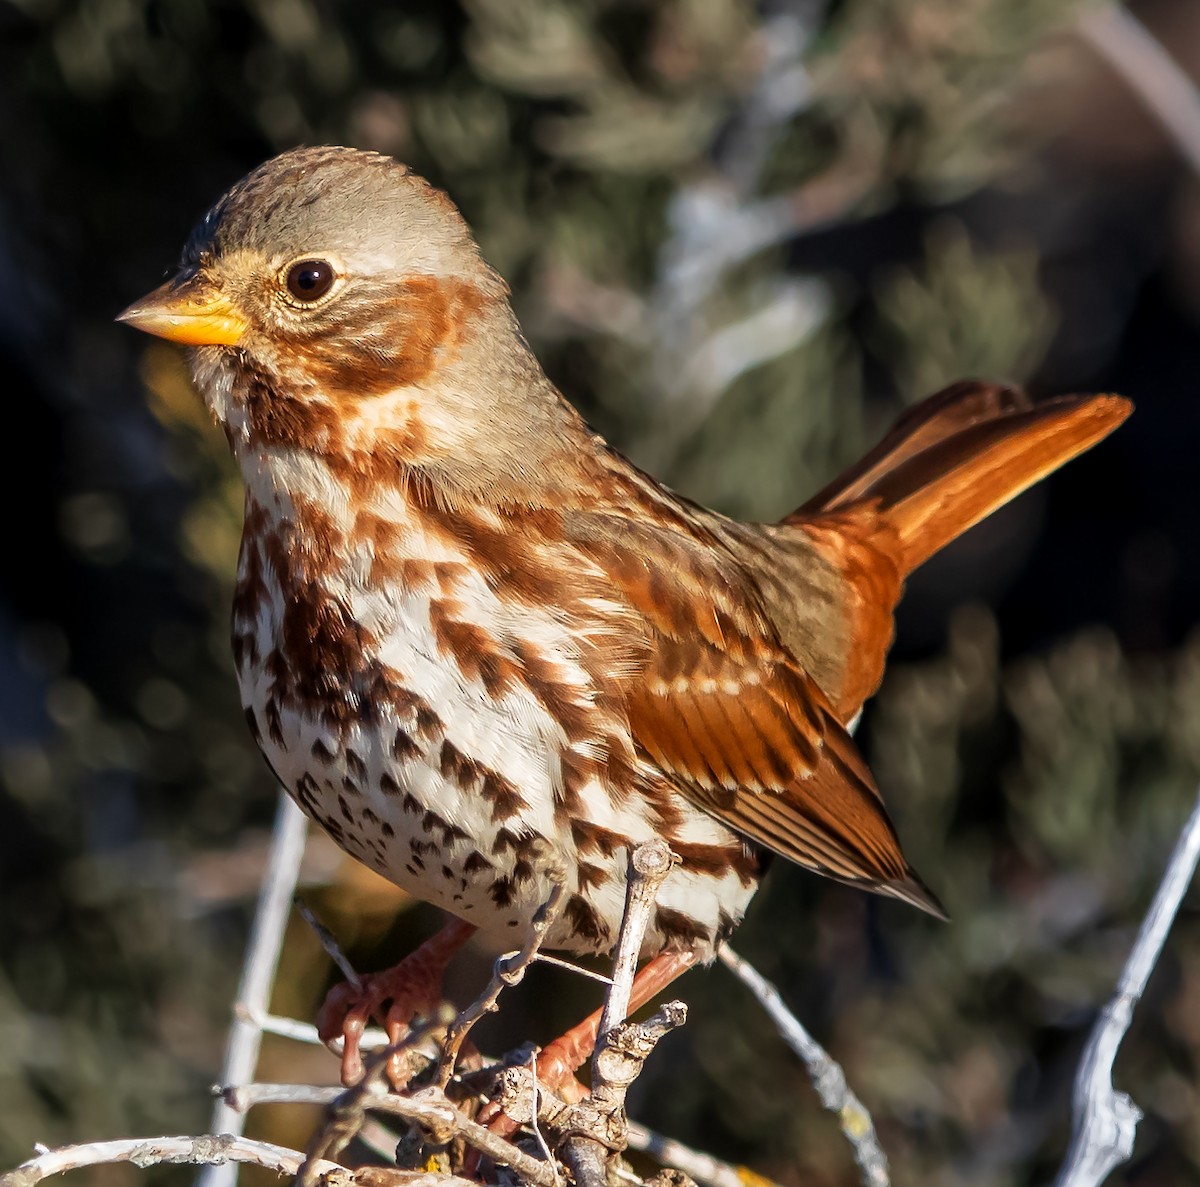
[
  {"x1": 198, "y1": 791, "x2": 309, "y2": 1187},
  {"x1": 0, "y1": 1134, "x2": 349, "y2": 1187},
  {"x1": 717, "y1": 945, "x2": 889, "y2": 1187},
  {"x1": 1053, "y1": 781, "x2": 1200, "y2": 1187},
  {"x1": 1077, "y1": 4, "x2": 1200, "y2": 177},
  {"x1": 597, "y1": 840, "x2": 674, "y2": 1041},
  {"x1": 557, "y1": 841, "x2": 679, "y2": 1187}
]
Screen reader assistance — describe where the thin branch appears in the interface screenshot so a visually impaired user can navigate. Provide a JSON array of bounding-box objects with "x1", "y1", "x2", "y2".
[
  {"x1": 233, "y1": 1004, "x2": 390, "y2": 1052},
  {"x1": 216, "y1": 1082, "x2": 779, "y2": 1187},
  {"x1": 532, "y1": 953, "x2": 613, "y2": 986},
  {"x1": 557, "y1": 841, "x2": 679, "y2": 1187},
  {"x1": 198, "y1": 792, "x2": 309, "y2": 1187},
  {"x1": 296, "y1": 1000, "x2": 562, "y2": 1187},
  {"x1": 295, "y1": 896, "x2": 363, "y2": 989},
  {"x1": 526, "y1": 1053, "x2": 559, "y2": 1186},
  {"x1": 352, "y1": 1086, "x2": 562, "y2": 1187},
  {"x1": 555, "y1": 1004, "x2": 688, "y2": 1187},
  {"x1": 438, "y1": 879, "x2": 568, "y2": 1087},
  {"x1": 1077, "y1": 3, "x2": 1200, "y2": 177},
  {"x1": 296, "y1": 1013, "x2": 452, "y2": 1186},
  {"x1": 220, "y1": 1082, "x2": 342, "y2": 1111},
  {"x1": 597, "y1": 840, "x2": 675, "y2": 1043},
  {"x1": 1053, "y1": 781, "x2": 1200, "y2": 1187},
  {"x1": 0, "y1": 1134, "x2": 348, "y2": 1187},
  {"x1": 717, "y1": 945, "x2": 889, "y2": 1187},
  {"x1": 626, "y1": 1123, "x2": 783, "y2": 1187},
  {"x1": 219, "y1": 1075, "x2": 561, "y2": 1185}
]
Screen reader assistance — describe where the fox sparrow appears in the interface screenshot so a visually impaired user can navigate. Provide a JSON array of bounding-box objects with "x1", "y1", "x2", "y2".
[{"x1": 119, "y1": 146, "x2": 1131, "y2": 1085}]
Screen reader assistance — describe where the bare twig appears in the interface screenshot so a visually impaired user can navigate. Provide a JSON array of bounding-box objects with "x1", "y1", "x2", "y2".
[
  {"x1": 220, "y1": 1082, "x2": 342, "y2": 1112},
  {"x1": 295, "y1": 896, "x2": 363, "y2": 989},
  {"x1": 717, "y1": 945, "x2": 889, "y2": 1187},
  {"x1": 296, "y1": 1013, "x2": 561, "y2": 1187},
  {"x1": 557, "y1": 841, "x2": 679, "y2": 1187},
  {"x1": 364, "y1": 1087, "x2": 562, "y2": 1187},
  {"x1": 224, "y1": 1074, "x2": 565, "y2": 1186},
  {"x1": 438, "y1": 879, "x2": 568, "y2": 1087},
  {"x1": 222, "y1": 1077, "x2": 559, "y2": 1179},
  {"x1": 597, "y1": 840, "x2": 675, "y2": 1042},
  {"x1": 232, "y1": 1003, "x2": 390, "y2": 1051},
  {"x1": 627, "y1": 1123, "x2": 783, "y2": 1187},
  {"x1": 198, "y1": 791, "x2": 309, "y2": 1187},
  {"x1": 0, "y1": 1134, "x2": 347, "y2": 1187},
  {"x1": 296, "y1": 1012, "x2": 452, "y2": 1186},
  {"x1": 532, "y1": 953, "x2": 613, "y2": 986},
  {"x1": 1053, "y1": 782, "x2": 1200, "y2": 1187},
  {"x1": 556, "y1": 1004, "x2": 689, "y2": 1187},
  {"x1": 526, "y1": 1053, "x2": 559, "y2": 1185},
  {"x1": 1077, "y1": 4, "x2": 1200, "y2": 177}
]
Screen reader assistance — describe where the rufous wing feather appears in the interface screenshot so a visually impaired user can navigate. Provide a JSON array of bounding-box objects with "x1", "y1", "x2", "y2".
[
  {"x1": 571, "y1": 513, "x2": 947, "y2": 918},
  {"x1": 625, "y1": 638, "x2": 945, "y2": 917}
]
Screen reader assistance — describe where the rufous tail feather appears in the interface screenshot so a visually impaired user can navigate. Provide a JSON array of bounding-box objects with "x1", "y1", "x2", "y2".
[{"x1": 789, "y1": 380, "x2": 1133, "y2": 577}]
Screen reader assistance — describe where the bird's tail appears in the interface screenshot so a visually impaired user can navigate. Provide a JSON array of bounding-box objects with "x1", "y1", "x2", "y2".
[
  {"x1": 785, "y1": 379, "x2": 1133, "y2": 577},
  {"x1": 768, "y1": 380, "x2": 1132, "y2": 721}
]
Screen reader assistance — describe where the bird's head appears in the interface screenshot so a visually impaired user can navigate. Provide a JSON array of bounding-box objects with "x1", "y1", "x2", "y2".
[{"x1": 118, "y1": 147, "x2": 566, "y2": 494}]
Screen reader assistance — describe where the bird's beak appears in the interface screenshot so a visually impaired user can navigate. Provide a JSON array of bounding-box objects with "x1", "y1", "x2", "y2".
[{"x1": 117, "y1": 272, "x2": 248, "y2": 347}]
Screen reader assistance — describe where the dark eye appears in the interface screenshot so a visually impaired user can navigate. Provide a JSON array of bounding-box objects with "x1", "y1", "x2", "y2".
[{"x1": 285, "y1": 259, "x2": 336, "y2": 302}]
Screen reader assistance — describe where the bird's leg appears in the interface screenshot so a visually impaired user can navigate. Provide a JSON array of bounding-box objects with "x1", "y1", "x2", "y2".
[
  {"x1": 317, "y1": 916, "x2": 476, "y2": 1088},
  {"x1": 478, "y1": 946, "x2": 699, "y2": 1140},
  {"x1": 537, "y1": 946, "x2": 699, "y2": 1092}
]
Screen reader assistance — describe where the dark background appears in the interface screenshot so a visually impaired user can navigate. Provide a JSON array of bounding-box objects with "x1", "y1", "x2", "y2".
[{"x1": 1, "y1": 1, "x2": 1199, "y2": 1184}]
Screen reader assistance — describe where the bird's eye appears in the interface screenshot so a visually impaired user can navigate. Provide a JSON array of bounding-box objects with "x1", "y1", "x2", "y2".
[{"x1": 284, "y1": 259, "x2": 336, "y2": 303}]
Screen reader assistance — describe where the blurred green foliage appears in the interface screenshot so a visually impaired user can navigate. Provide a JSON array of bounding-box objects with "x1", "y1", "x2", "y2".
[{"x1": 1, "y1": 0, "x2": 1196, "y2": 1184}]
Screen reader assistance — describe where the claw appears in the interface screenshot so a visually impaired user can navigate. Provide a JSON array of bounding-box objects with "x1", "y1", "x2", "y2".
[{"x1": 315, "y1": 917, "x2": 477, "y2": 1088}]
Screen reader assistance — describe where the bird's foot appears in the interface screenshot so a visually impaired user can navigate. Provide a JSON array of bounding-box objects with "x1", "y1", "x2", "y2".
[{"x1": 317, "y1": 917, "x2": 476, "y2": 1088}]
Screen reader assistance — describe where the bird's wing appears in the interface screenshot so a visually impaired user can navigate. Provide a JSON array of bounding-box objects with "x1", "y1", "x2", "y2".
[{"x1": 569, "y1": 515, "x2": 944, "y2": 916}]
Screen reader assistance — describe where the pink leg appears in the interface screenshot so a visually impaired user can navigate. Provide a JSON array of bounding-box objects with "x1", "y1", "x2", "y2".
[
  {"x1": 316, "y1": 916, "x2": 476, "y2": 1086},
  {"x1": 535, "y1": 947, "x2": 699, "y2": 1091},
  {"x1": 477, "y1": 946, "x2": 699, "y2": 1142}
]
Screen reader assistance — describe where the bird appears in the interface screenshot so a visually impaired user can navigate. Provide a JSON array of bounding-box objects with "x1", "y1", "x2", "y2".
[{"x1": 118, "y1": 145, "x2": 1131, "y2": 1089}]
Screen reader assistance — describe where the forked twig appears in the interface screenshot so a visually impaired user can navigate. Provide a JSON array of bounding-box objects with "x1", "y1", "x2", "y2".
[
  {"x1": 224, "y1": 1077, "x2": 559, "y2": 1187},
  {"x1": 718, "y1": 945, "x2": 888, "y2": 1187},
  {"x1": 313, "y1": 1082, "x2": 559, "y2": 1187},
  {"x1": 557, "y1": 841, "x2": 679, "y2": 1187},
  {"x1": 1054, "y1": 781, "x2": 1200, "y2": 1187}
]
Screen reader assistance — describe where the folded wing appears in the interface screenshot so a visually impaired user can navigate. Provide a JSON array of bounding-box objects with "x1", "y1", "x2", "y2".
[{"x1": 570, "y1": 516, "x2": 944, "y2": 916}]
